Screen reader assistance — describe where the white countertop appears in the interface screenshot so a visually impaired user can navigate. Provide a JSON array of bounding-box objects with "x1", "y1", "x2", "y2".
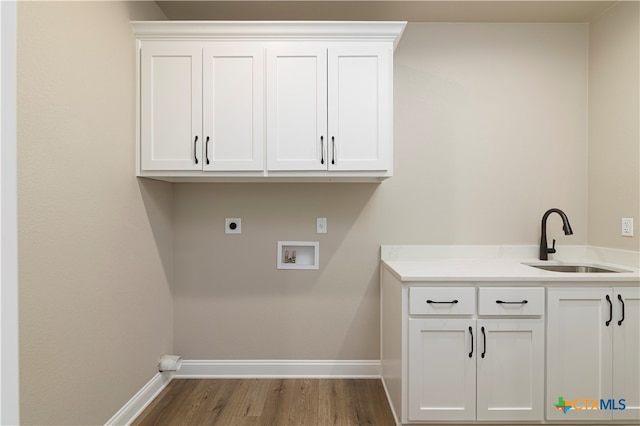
[{"x1": 381, "y1": 245, "x2": 640, "y2": 283}]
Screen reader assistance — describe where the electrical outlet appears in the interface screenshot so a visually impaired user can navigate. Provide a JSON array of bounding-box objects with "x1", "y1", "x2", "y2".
[
  {"x1": 622, "y1": 218, "x2": 633, "y2": 237},
  {"x1": 317, "y1": 217, "x2": 327, "y2": 234},
  {"x1": 225, "y1": 218, "x2": 241, "y2": 234}
]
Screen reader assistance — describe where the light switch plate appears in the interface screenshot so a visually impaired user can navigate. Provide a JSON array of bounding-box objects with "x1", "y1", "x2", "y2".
[{"x1": 317, "y1": 217, "x2": 327, "y2": 234}]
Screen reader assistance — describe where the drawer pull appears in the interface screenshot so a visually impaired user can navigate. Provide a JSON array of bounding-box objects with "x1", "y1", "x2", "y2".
[
  {"x1": 468, "y1": 326, "x2": 473, "y2": 358},
  {"x1": 426, "y1": 299, "x2": 459, "y2": 304},
  {"x1": 481, "y1": 326, "x2": 486, "y2": 358},
  {"x1": 496, "y1": 299, "x2": 528, "y2": 305}
]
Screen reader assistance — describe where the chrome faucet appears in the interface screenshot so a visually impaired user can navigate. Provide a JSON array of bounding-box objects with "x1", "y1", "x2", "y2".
[{"x1": 539, "y1": 208, "x2": 573, "y2": 260}]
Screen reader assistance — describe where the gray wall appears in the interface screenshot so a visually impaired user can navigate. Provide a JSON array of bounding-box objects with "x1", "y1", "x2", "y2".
[
  {"x1": 18, "y1": 2, "x2": 172, "y2": 424},
  {"x1": 15, "y1": 2, "x2": 639, "y2": 424},
  {"x1": 173, "y1": 22, "x2": 592, "y2": 359},
  {"x1": 588, "y1": 1, "x2": 640, "y2": 250}
]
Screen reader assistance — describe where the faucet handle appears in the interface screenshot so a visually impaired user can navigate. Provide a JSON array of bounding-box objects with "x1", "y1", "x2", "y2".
[{"x1": 547, "y1": 239, "x2": 557, "y2": 254}]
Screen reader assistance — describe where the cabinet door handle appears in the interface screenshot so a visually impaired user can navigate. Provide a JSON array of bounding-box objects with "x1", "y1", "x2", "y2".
[
  {"x1": 481, "y1": 326, "x2": 486, "y2": 358},
  {"x1": 468, "y1": 326, "x2": 473, "y2": 358},
  {"x1": 205, "y1": 136, "x2": 210, "y2": 165},
  {"x1": 606, "y1": 294, "x2": 613, "y2": 326},
  {"x1": 496, "y1": 300, "x2": 528, "y2": 304},
  {"x1": 193, "y1": 136, "x2": 199, "y2": 165},
  {"x1": 320, "y1": 136, "x2": 324, "y2": 165},
  {"x1": 426, "y1": 299, "x2": 458, "y2": 304},
  {"x1": 618, "y1": 294, "x2": 625, "y2": 326},
  {"x1": 331, "y1": 136, "x2": 336, "y2": 165}
]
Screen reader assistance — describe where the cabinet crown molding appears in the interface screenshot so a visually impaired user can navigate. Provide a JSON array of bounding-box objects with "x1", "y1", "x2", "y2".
[{"x1": 131, "y1": 20, "x2": 407, "y2": 49}]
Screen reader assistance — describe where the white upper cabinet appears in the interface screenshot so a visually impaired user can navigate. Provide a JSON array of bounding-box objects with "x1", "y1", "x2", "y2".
[
  {"x1": 328, "y1": 46, "x2": 391, "y2": 171},
  {"x1": 140, "y1": 41, "x2": 263, "y2": 173},
  {"x1": 133, "y1": 21, "x2": 406, "y2": 182},
  {"x1": 267, "y1": 45, "x2": 392, "y2": 173},
  {"x1": 203, "y1": 44, "x2": 264, "y2": 171},
  {"x1": 266, "y1": 46, "x2": 328, "y2": 171},
  {"x1": 140, "y1": 42, "x2": 202, "y2": 171}
]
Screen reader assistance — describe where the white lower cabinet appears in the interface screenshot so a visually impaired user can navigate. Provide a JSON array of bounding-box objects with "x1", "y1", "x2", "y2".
[
  {"x1": 547, "y1": 287, "x2": 640, "y2": 422},
  {"x1": 476, "y1": 319, "x2": 544, "y2": 421},
  {"x1": 409, "y1": 318, "x2": 476, "y2": 421},
  {"x1": 381, "y1": 262, "x2": 640, "y2": 426},
  {"x1": 407, "y1": 286, "x2": 544, "y2": 423},
  {"x1": 613, "y1": 287, "x2": 640, "y2": 421}
]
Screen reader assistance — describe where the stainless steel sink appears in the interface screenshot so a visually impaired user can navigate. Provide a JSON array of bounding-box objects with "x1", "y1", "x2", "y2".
[{"x1": 526, "y1": 264, "x2": 629, "y2": 273}]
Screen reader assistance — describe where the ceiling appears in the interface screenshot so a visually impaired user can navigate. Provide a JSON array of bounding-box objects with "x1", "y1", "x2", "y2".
[{"x1": 154, "y1": 1, "x2": 618, "y2": 22}]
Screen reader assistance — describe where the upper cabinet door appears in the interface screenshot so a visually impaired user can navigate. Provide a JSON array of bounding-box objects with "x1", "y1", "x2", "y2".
[
  {"x1": 266, "y1": 47, "x2": 328, "y2": 171},
  {"x1": 328, "y1": 46, "x2": 392, "y2": 171},
  {"x1": 202, "y1": 44, "x2": 264, "y2": 171},
  {"x1": 140, "y1": 42, "x2": 202, "y2": 171}
]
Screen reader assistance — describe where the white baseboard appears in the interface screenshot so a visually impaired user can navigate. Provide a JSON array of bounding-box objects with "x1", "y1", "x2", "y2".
[
  {"x1": 104, "y1": 371, "x2": 174, "y2": 426},
  {"x1": 380, "y1": 376, "x2": 401, "y2": 426},
  {"x1": 174, "y1": 359, "x2": 382, "y2": 378},
  {"x1": 105, "y1": 359, "x2": 382, "y2": 425}
]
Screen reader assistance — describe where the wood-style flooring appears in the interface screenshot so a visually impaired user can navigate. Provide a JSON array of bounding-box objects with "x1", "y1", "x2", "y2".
[{"x1": 132, "y1": 378, "x2": 396, "y2": 425}]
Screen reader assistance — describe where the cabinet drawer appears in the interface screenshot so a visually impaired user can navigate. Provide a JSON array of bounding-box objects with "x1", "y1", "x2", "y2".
[
  {"x1": 409, "y1": 287, "x2": 476, "y2": 315},
  {"x1": 478, "y1": 287, "x2": 544, "y2": 316}
]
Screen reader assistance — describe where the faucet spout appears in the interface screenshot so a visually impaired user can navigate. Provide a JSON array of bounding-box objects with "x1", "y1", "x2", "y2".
[{"x1": 539, "y1": 208, "x2": 573, "y2": 260}]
